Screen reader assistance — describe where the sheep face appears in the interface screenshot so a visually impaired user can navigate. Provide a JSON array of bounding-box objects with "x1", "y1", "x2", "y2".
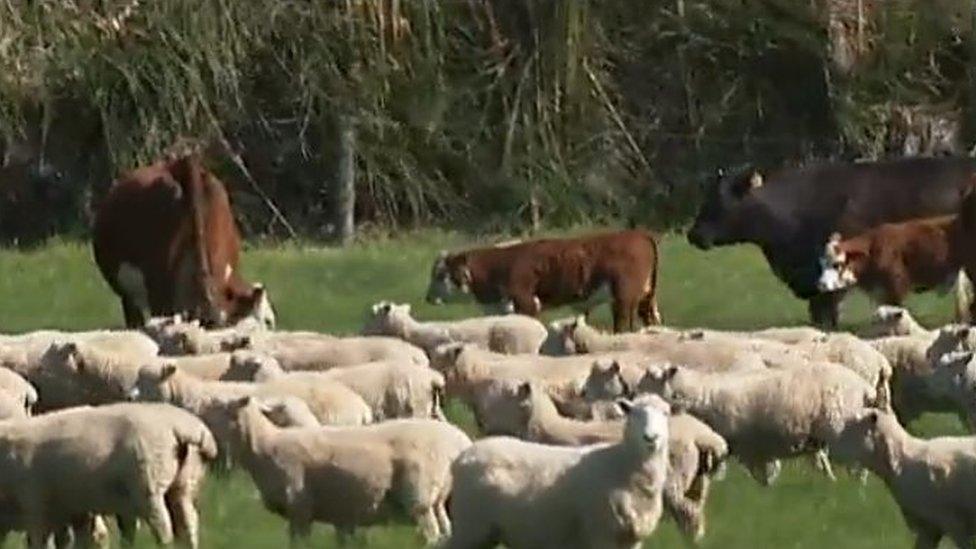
[
  {"x1": 582, "y1": 360, "x2": 628, "y2": 401},
  {"x1": 636, "y1": 364, "x2": 679, "y2": 399},
  {"x1": 130, "y1": 363, "x2": 179, "y2": 402},
  {"x1": 226, "y1": 351, "x2": 283, "y2": 382},
  {"x1": 832, "y1": 408, "x2": 897, "y2": 475},
  {"x1": 619, "y1": 394, "x2": 670, "y2": 455},
  {"x1": 362, "y1": 301, "x2": 411, "y2": 336},
  {"x1": 472, "y1": 380, "x2": 532, "y2": 436},
  {"x1": 926, "y1": 325, "x2": 974, "y2": 365}
]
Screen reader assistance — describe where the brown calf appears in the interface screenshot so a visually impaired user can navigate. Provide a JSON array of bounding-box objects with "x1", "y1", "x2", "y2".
[
  {"x1": 816, "y1": 214, "x2": 972, "y2": 318},
  {"x1": 93, "y1": 154, "x2": 274, "y2": 328},
  {"x1": 425, "y1": 230, "x2": 661, "y2": 332}
]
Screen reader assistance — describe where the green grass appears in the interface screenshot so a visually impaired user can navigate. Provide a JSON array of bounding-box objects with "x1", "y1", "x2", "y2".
[{"x1": 0, "y1": 232, "x2": 964, "y2": 548}]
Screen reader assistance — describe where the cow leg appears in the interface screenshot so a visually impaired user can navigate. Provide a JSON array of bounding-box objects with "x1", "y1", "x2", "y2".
[
  {"x1": 808, "y1": 293, "x2": 841, "y2": 330},
  {"x1": 511, "y1": 293, "x2": 541, "y2": 317}
]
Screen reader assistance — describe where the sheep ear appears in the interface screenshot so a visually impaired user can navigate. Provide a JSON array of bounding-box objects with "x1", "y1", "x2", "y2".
[
  {"x1": 161, "y1": 363, "x2": 178, "y2": 379},
  {"x1": 450, "y1": 345, "x2": 465, "y2": 361},
  {"x1": 960, "y1": 326, "x2": 972, "y2": 339},
  {"x1": 517, "y1": 382, "x2": 532, "y2": 399},
  {"x1": 616, "y1": 399, "x2": 634, "y2": 415},
  {"x1": 402, "y1": 303, "x2": 411, "y2": 315},
  {"x1": 866, "y1": 409, "x2": 880, "y2": 426},
  {"x1": 438, "y1": 249, "x2": 448, "y2": 259},
  {"x1": 609, "y1": 360, "x2": 621, "y2": 375},
  {"x1": 891, "y1": 309, "x2": 904, "y2": 321},
  {"x1": 664, "y1": 364, "x2": 679, "y2": 380}
]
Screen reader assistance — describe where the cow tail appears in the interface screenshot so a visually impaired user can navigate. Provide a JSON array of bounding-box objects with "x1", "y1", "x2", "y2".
[
  {"x1": 183, "y1": 156, "x2": 219, "y2": 324},
  {"x1": 638, "y1": 231, "x2": 662, "y2": 325}
]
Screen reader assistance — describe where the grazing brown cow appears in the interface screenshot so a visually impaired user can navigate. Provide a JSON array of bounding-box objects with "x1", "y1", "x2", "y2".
[
  {"x1": 815, "y1": 213, "x2": 973, "y2": 320},
  {"x1": 93, "y1": 154, "x2": 274, "y2": 329},
  {"x1": 425, "y1": 230, "x2": 661, "y2": 332}
]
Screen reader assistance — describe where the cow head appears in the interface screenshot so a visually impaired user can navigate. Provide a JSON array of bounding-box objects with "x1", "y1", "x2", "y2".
[
  {"x1": 425, "y1": 251, "x2": 473, "y2": 305},
  {"x1": 224, "y1": 283, "x2": 276, "y2": 329},
  {"x1": 816, "y1": 233, "x2": 861, "y2": 293},
  {"x1": 688, "y1": 167, "x2": 766, "y2": 249}
]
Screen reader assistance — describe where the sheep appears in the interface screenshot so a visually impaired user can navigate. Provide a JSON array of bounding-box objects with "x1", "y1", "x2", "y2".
[
  {"x1": 244, "y1": 331, "x2": 430, "y2": 370},
  {"x1": 131, "y1": 363, "x2": 373, "y2": 464},
  {"x1": 638, "y1": 363, "x2": 886, "y2": 484},
  {"x1": 0, "y1": 328, "x2": 159, "y2": 358},
  {"x1": 362, "y1": 301, "x2": 548, "y2": 354},
  {"x1": 925, "y1": 324, "x2": 976, "y2": 366},
  {"x1": 0, "y1": 367, "x2": 36, "y2": 416},
  {"x1": 446, "y1": 395, "x2": 671, "y2": 549},
  {"x1": 144, "y1": 316, "x2": 256, "y2": 356},
  {"x1": 160, "y1": 350, "x2": 281, "y2": 382},
  {"x1": 832, "y1": 407, "x2": 976, "y2": 548},
  {"x1": 36, "y1": 340, "x2": 153, "y2": 408},
  {"x1": 476, "y1": 381, "x2": 727, "y2": 541},
  {"x1": 565, "y1": 317, "x2": 769, "y2": 371},
  {"x1": 0, "y1": 402, "x2": 216, "y2": 548},
  {"x1": 253, "y1": 360, "x2": 447, "y2": 421},
  {"x1": 226, "y1": 396, "x2": 472, "y2": 543},
  {"x1": 868, "y1": 335, "x2": 958, "y2": 425},
  {"x1": 430, "y1": 343, "x2": 647, "y2": 416},
  {"x1": 257, "y1": 396, "x2": 322, "y2": 428},
  {"x1": 859, "y1": 305, "x2": 932, "y2": 339},
  {"x1": 539, "y1": 317, "x2": 578, "y2": 356}
]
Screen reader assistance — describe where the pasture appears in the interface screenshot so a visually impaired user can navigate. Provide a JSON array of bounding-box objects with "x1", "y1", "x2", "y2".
[{"x1": 0, "y1": 232, "x2": 964, "y2": 548}]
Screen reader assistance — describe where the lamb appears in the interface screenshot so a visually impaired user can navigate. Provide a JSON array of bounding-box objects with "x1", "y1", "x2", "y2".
[
  {"x1": 446, "y1": 395, "x2": 671, "y2": 549},
  {"x1": 131, "y1": 363, "x2": 373, "y2": 462},
  {"x1": 430, "y1": 343, "x2": 646, "y2": 415},
  {"x1": 565, "y1": 317, "x2": 769, "y2": 371},
  {"x1": 244, "y1": 331, "x2": 430, "y2": 370},
  {"x1": 0, "y1": 402, "x2": 216, "y2": 548},
  {"x1": 363, "y1": 301, "x2": 548, "y2": 354},
  {"x1": 869, "y1": 335, "x2": 958, "y2": 425},
  {"x1": 833, "y1": 407, "x2": 976, "y2": 548},
  {"x1": 638, "y1": 363, "x2": 886, "y2": 484},
  {"x1": 253, "y1": 360, "x2": 447, "y2": 421},
  {"x1": 227, "y1": 396, "x2": 472, "y2": 543},
  {"x1": 477, "y1": 381, "x2": 728, "y2": 541},
  {"x1": 859, "y1": 305, "x2": 932, "y2": 339},
  {"x1": 0, "y1": 328, "x2": 159, "y2": 358},
  {"x1": 36, "y1": 340, "x2": 153, "y2": 408},
  {"x1": 0, "y1": 367, "x2": 36, "y2": 416},
  {"x1": 144, "y1": 316, "x2": 256, "y2": 356}
]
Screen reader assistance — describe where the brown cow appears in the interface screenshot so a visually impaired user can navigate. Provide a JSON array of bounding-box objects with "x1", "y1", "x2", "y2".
[
  {"x1": 815, "y1": 214, "x2": 973, "y2": 320},
  {"x1": 425, "y1": 230, "x2": 661, "y2": 332},
  {"x1": 93, "y1": 154, "x2": 274, "y2": 329}
]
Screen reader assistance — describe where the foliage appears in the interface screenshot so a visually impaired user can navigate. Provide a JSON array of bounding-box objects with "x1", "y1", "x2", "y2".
[{"x1": 0, "y1": 1, "x2": 972, "y2": 242}]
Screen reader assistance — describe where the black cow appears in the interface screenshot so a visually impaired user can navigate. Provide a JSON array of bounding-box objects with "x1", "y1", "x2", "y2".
[{"x1": 688, "y1": 157, "x2": 975, "y2": 328}]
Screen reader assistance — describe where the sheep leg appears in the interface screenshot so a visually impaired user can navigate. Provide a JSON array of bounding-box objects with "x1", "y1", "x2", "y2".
[
  {"x1": 414, "y1": 506, "x2": 441, "y2": 544},
  {"x1": 813, "y1": 449, "x2": 837, "y2": 481},
  {"x1": 665, "y1": 490, "x2": 704, "y2": 542},
  {"x1": 167, "y1": 492, "x2": 200, "y2": 549},
  {"x1": 144, "y1": 493, "x2": 175, "y2": 545},
  {"x1": 435, "y1": 502, "x2": 452, "y2": 538}
]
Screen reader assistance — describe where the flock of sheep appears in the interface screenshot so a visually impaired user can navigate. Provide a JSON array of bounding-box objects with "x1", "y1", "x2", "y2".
[{"x1": 4, "y1": 294, "x2": 976, "y2": 548}]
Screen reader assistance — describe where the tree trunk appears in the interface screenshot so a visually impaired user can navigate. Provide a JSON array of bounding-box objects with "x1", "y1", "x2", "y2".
[{"x1": 334, "y1": 114, "x2": 356, "y2": 246}]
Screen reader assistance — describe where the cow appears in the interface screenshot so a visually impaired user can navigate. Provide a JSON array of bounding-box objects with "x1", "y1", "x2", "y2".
[
  {"x1": 424, "y1": 230, "x2": 661, "y2": 332},
  {"x1": 815, "y1": 216, "x2": 973, "y2": 321},
  {"x1": 92, "y1": 154, "x2": 275, "y2": 329},
  {"x1": 688, "y1": 157, "x2": 976, "y2": 328}
]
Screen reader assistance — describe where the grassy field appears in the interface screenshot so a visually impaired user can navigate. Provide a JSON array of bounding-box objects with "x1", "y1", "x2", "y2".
[{"x1": 0, "y1": 231, "x2": 965, "y2": 548}]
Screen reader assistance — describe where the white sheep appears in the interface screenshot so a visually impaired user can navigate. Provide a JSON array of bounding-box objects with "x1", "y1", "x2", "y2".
[
  {"x1": 144, "y1": 316, "x2": 257, "y2": 356},
  {"x1": 131, "y1": 363, "x2": 373, "y2": 464},
  {"x1": 0, "y1": 402, "x2": 216, "y2": 548},
  {"x1": 446, "y1": 395, "x2": 671, "y2": 549},
  {"x1": 858, "y1": 305, "x2": 932, "y2": 339},
  {"x1": 638, "y1": 363, "x2": 886, "y2": 484},
  {"x1": 227, "y1": 396, "x2": 472, "y2": 543},
  {"x1": 363, "y1": 301, "x2": 548, "y2": 354},
  {"x1": 431, "y1": 343, "x2": 646, "y2": 417},
  {"x1": 159, "y1": 350, "x2": 282, "y2": 382},
  {"x1": 833, "y1": 407, "x2": 976, "y2": 548},
  {"x1": 254, "y1": 360, "x2": 446, "y2": 421},
  {"x1": 0, "y1": 367, "x2": 36, "y2": 416},
  {"x1": 566, "y1": 317, "x2": 769, "y2": 371},
  {"x1": 475, "y1": 381, "x2": 727, "y2": 541},
  {"x1": 245, "y1": 331, "x2": 429, "y2": 370},
  {"x1": 869, "y1": 334, "x2": 960, "y2": 425}
]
